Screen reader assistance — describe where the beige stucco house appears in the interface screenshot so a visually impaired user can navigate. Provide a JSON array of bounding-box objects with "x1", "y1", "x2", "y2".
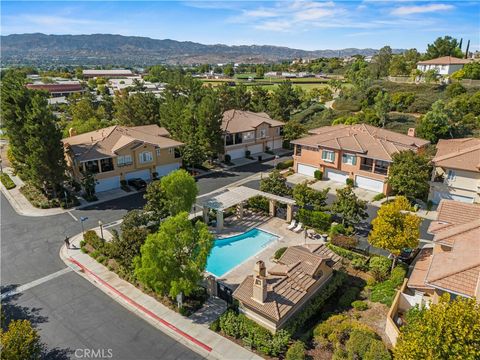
[
  {"x1": 62, "y1": 125, "x2": 183, "y2": 192},
  {"x1": 416, "y1": 56, "x2": 471, "y2": 76},
  {"x1": 291, "y1": 124, "x2": 430, "y2": 195},
  {"x1": 429, "y1": 138, "x2": 480, "y2": 204},
  {"x1": 221, "y1": 110, "x2": 284, "y2": 160},
  {"x1": 233, "y1": 244, "x2": 339, "y2": 332}
]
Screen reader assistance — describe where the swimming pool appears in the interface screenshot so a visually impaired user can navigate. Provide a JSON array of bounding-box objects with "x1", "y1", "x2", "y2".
[{"x1": 206, "y1": 228, "x2": 279, "y2": 277}]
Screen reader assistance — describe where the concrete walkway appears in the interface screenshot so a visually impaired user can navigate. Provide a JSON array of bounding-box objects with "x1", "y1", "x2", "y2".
[{"x1": 60, "y1": 231, "x2": 262, "y2": 360}]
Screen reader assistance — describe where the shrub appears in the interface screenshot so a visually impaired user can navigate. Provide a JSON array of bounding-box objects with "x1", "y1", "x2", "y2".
[
  {"x1": 351, "y1": 257, "x2": 369, "y2": 271},
  {"x1": 0, "y1": 173, "x2": 16, "y2": 189},
  {"x1": 297, "y1": 208, "x2": 332, "y2": 231},
  {"x1": 79, "y1": 240, "x2": 86, "y2": 247},
  {"x1": 274, "y1": 247, "x2": 287, "y2": 260},
  {"x1": 284, "y1": 271, "x2": 347, "y2": 335},
  {"x1": 331, "y1": 234, "x2": 358, "y2": 250},
  {"x1": 276, "y1": 159, "x2": 294, "y2": 170},
  {"x1": 333, "y1": 98, "x2": 362, "y2": 112},
  {"x1": 326, "y1": 243, "x2": 367, "y2": 262},
  {"x1": 209, "y1": 319, "x2": 220, "y2": 332},
  {"x1": 369, "y1": 266, "x2": 407, "y2": 306},
  {"x1": 391, "y1": 92, "x2": 416, "y2": 112},
  {"x1": 245, "y1": 150, "x2": 251, "y2": 157},
  {"x1": 286, "y1": 341, "x2": 305, "y2": 360},
  {"x1": 346, "y1": 178, "x2": 354, "y2": 187},
  {"x1": 329, "y1": 223, "x2": 348, "y2": 237},
  {"x1": 83, "y1": 230, "x2": 103, "y2": 250},
  {"x1": 369, "y1": 257, "x2": 392, "y2": 282},
  {"x1": 352, "y1": 300, "x2": 369, "y2": 311},
  {"x1": 364, "y1": 338, "x2": 392, "y2": 360},
  {"x1": 20, "y1": 183, "x2": 59, "y2": 208},
  {"x1": 81, "y1": 247, "x2": 87, "y2": 253},
  {"x1": 218, "y1": 310, "x2": 290, "y2": 356},
  {"x1": 224, "y1": 154, "x2": 231, "y2": 163},
  {"x1": 97, "y1": 255, "x2": 106, "y2": 264},
  {"x1": 314, "y1": 170, "x2": 323, "y2": 180},
  {"x1": 90, "y1": 250, "x2": 100, "y2": 259},
  {"x1": 372, "y1": 193, "x2": 386, "y2": 202},
  {"x1": 338, "y1": 287, "x2": 360, "y2": 308},
  {"x1": 247, "y1": 195, "x2": 269, "y2": 214}
]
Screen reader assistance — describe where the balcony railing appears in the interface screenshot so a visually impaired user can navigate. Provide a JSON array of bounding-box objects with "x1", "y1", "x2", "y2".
[
  {"x1": 374, "y1": 167, "x2": 388, "y2": 175},
  {"x1": 360, "y1": 164, "x2": 373, "y2": 172}
]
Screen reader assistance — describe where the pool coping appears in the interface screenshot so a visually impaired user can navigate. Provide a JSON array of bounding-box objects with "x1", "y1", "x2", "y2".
[{"x1": 206, "y1": 227, "x2": 282, "y2": 279}]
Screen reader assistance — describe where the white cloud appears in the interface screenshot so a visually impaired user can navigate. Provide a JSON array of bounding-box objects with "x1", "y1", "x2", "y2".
[{"x1": 391, "y1": 3, "x2": 454, "y2": 16}]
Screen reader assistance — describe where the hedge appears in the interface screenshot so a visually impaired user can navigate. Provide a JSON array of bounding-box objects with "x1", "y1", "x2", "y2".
[
  {"x1": 217, "y1": 310, "x2": 290, "y2": 356},
  {"x1": 0, "y1": 173, "x2": 16, "y2": 189},
  {"x1": 297, "y1": 208, "x2": 331, "y2": 231},
  {"x1": 276, "y1": 159, "x2": 294, "y2": 170},
  {"x1": 284, "y1": 270, "x2": 347, "y2": 335},
  {"x1": 331, "y1": 234, "x2": 357, "y2": 250},
  {"x1": 326, "y1": 243, "x2": 367, "y2": 262},
  {"x1": 83, "y1": 230, "x2": 103, "y2": 250},
  {"x1": 247, "y1": 195, "x2": 269, "y2": 214}
]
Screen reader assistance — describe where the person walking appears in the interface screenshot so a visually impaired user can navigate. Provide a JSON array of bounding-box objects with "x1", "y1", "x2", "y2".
[{"x1": 64, "y1": 236, "x2": 70, "y2": 249}]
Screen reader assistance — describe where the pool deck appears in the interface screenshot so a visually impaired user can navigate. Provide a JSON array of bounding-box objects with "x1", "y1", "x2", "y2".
[{"x1": 212, "y1": 215, "x2": 324, "y2": 289}]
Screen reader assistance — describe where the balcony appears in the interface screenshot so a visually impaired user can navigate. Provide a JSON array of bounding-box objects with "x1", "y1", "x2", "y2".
[
  {"x1": 360, "y1": 164, "x2": 373, "y2": 172},
  {"x1": 374, "y1": 167, "x2": 388, "y2": 175}
]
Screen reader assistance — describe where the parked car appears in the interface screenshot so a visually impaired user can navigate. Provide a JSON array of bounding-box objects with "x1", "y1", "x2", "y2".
[
  {"x1": 127, "y1": 178, "x2": 147, "y2": 190},
  {"x1": 392, "y1": 248, "x2": 420, "y2": 265}
]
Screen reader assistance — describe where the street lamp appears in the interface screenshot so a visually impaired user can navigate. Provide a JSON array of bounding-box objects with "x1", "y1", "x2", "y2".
[
  {"x1": 79, "y1": 216, "x2": 88, "y2": 234},
  {"x1": 98, "y1": 220, "x2": 104, "y2": 240}
]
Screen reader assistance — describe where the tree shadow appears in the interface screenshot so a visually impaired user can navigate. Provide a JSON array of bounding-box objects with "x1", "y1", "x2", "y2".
[{"x1": 1, "y1": 286, "x2": 72, "y2": 360}]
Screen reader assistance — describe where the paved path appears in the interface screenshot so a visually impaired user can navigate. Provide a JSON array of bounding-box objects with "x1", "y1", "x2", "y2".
[{"x1": 61, "y1": 232, "x2": 261, "y2": 360}]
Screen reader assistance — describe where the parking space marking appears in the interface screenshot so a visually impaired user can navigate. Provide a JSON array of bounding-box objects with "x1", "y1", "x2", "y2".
[{"x1": 67, "y1": 211, "x2": 78, "y2": 221}]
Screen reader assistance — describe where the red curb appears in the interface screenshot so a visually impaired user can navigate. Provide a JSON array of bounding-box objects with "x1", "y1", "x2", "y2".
[{"x1": 68, "y1": 258, "x2": 212, "y2": 353}]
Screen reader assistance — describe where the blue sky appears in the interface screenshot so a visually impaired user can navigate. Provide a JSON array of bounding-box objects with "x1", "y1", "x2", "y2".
[{"x1": 2, "y1": 1, "x2": 479, "y2": 51}]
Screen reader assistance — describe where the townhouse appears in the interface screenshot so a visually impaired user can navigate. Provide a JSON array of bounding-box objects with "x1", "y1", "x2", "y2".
[
  {"x1": 416, "y1": 56, "x2": 471, "y2": 76},
  {"x1": 62, "y1": 125, "x2": 183, "y2": 192},
  {"x1": 222, "y1": 110, "x2": 284, "y2": 160},
  {"x1": 429, "y1": 138, "x2": 480, "y2": 204},
  {"x1": 291, "y1": 124, "x2": 430, "y2": 194}
]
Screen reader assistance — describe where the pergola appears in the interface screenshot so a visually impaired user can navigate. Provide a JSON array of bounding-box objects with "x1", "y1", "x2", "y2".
[{"x1": 197, "y1": 186, "x2": 295, "y2": 230}]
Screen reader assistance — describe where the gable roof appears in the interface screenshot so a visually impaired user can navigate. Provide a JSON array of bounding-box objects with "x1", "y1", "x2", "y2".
[
  {"x1": 62, "y1": 125, "x2": 183, "y2": 162},
  {"x1": 233, "y1": 245, "x2": 339, "y2": 322},
  {"x1": 417, "y1": 56, "x2": 471, "y2": 65},
  {"x1": 432, "y1": 138, "x2": 480, "y2": 172},
  {"x1": 414, "y1": 200, "x2": 480, "y2": 298},
  {"x1": 222, "y1": 110, "x2": 284, "y2": 133},
  {"x1": 291, "y1": 124, "x2": 429, "y2": 161}
]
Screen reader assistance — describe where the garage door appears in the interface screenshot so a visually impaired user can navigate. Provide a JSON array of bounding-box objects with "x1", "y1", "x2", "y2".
[
  {"x1": 95, "y1": 176, "x2": 120, "y2": 193},
  {"x1": 433, "y1": 191, "x2": 474, "y2": 204},
  {"x1": 226, "y1": 148, "x2": 245, "y2": 160},
  {"x1": 247, "y1": 144, "x2": 263, "y2": 154},
  {"x1": 297, "y1": 164, "x2": 317, "y2": 177},
  {"x1": 125, "y1": 169, "x2": 151, "y2": 181},
  {"x1": 355, "y1": 175, "x2": 384, "y2": 193},
  {"x1": 156, "y1": 162, "x2": 180, "y2": 177},
  {"x1": 325, "y1": 169, "x2": 349, "y2": 184},
  {"x1": 267, "y1": 140, "x2": 283, "y2": 150}
]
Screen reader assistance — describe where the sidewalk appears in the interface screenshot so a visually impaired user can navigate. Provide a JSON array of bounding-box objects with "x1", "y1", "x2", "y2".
[{"x1": 60, "y1": 231, "x2": 262, "y2": 360}]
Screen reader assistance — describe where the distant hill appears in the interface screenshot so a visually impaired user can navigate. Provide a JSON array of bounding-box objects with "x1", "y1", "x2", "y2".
[{"x1": 1, "y1": 33, "x2": 405, "y2": 67}]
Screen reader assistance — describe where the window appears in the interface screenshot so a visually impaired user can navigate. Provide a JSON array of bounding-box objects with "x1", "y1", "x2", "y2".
[
  {"x1": 156, "y1": 148, "x2": 161, "y2": 156},
  {"x1": 100, "y1": 158, "x2": 114, "y2": 172},
  {"x1": 342, "y1": 153, "x2": 356, "y2": 165},
  {"x1": 225, "y1": 134, "x2": 234, "y2": 146},
  {"x1": 168, "y1": 148, "x2": 174, "y2": 155},
  {"x1": 258, "y1": 129, "x2": 267, "y2": 138},
  {"x1": 117, "y1": 155, "x2": 132, "y2": 166},
  {"x1": 174, "y1": 148, "x2": 181, "y2": 158},
  {"x1": 139, "y1": 151, "x2": 153, "y2": 164},
  {"x1": 374, "y1": 160, "x2": 389, "y2": 175},
  {"x1": 235, "y1": 133, "x2": 243, "y2": 144},
  {"x1": 243, "y1": 131, "x2": 254, "y2": 141},
  {"x1": 83, "y1": 160, "x2": 100, "y2": 174},
  {"x1": 447, "y1": 170, "x2": 456, "y2": 181},
  {"x1": 360, "y1": 158, "x2": 374, "y2": 172},
  {"x1": 296, "y1": 145, "x2": 302, "y2": 156},
  {"x1": 321, "y1": 150, "x2": 335, "y2": 163},
  {"x1": 275, "y1": 127, "x2": 281, "y2": 136}
]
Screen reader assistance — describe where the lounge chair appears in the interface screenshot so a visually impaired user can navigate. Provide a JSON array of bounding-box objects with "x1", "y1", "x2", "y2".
[
  {"x1": 293, "y1": 222, "x2": 303, "y2": 233},
  {"x1": 287, "y1": 220, "x2": 296, "y2": 230}
]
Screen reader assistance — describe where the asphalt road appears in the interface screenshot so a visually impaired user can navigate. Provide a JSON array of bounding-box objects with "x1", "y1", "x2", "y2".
[{"x1": 1, "y1": 158, "x2": 284, "y2": 360}]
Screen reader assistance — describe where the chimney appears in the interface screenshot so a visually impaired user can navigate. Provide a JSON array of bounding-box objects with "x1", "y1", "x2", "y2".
[
  {"x1": 252, "y1": 261, "x2": 267, "y2": 304},
  {"x1": 68, "y1": 127, "x2": 76, "y2": 137},
  {"x1": 407, "y1": 128, "x2": 416, "y2": 137}
]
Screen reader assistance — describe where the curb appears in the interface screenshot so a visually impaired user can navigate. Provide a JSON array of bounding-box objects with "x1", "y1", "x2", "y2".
[{"x1": 67, "y1": 257, "x2": 213, "y2": 354}]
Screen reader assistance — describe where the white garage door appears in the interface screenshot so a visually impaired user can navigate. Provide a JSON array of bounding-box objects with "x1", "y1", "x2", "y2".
[
  {"x1": 156, "y1": 163, "x2": 180, "y2": 177},
  {"x1": 226, "y1": 148, "x2": 245, "y2": 160},
  {"x1": 433, "y1": 191, "x2": 474, "y2": 204},
  {"x1": 95, "y1": 176, "x2": 120, "y2": 193},
  {"x1": 267, "y1": 140, "x2": 283, "y2": 150},
  {"x1": 247, "y1": 144, "x2": 263, "y2": 154},
  {"x1": 297, "y1": 164, "x2": 317, "y2": 177},
  {"x1": 325, "y1": 169, "x2": 349, "y2": 184},
  {"x1": 125, "y1": 169, "x2": 151, "y2": 181},
  {"x1": 355, "y1": 175, "x2": 384, "y2": 193}
]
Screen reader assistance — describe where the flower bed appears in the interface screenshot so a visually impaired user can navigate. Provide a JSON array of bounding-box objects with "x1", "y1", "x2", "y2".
[
  {"x1": 20, "y1": 183, "x2": 59, "y2": 209},
  {"x1": 0, "y1": 173, "x2": 16, "y2": 189}
]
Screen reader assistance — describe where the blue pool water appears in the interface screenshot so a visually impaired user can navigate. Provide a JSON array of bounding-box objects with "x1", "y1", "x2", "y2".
[{"x1": 206, "y1": 228, "x2": 279, "y2": 277}]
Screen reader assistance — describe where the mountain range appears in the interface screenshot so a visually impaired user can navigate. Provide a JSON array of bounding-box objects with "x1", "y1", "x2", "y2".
[{"x1": 1, "y1": 33, "x2": 404, "y2": 67}]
